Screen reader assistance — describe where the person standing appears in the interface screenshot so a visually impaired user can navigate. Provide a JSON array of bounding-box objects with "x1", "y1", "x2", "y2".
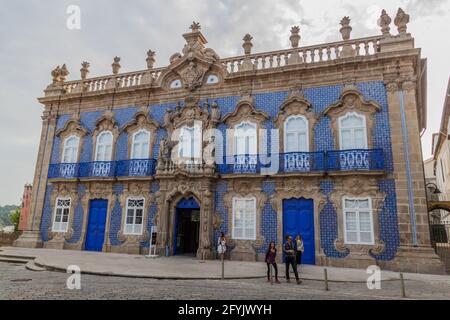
[
  {"x1": 265, "y1": 241, "x2": 280, "y2": 284},
  {"x1": 295, "y1": 235, "x2": 304, "y2": 272},
  {"x1": 283, "y1": 235, "x2": 302, "y2": 284},
  {"x1": 217, "y1": 232, "x2": 227, "y2": 257}
]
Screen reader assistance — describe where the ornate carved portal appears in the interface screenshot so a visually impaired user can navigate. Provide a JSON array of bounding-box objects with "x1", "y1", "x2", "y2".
[{"x1": 155, "y1": 178, "x2": 215, "y2": 259}]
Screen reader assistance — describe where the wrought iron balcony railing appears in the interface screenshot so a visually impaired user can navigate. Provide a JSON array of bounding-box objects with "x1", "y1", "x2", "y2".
[
  {"x1": 79, "y1": 161, "x2": 116, "y2": 178},
  {"x1": 116, "y1": 159, "x2": 157, "y2": 177},
  {"x1": 48, "y1": 160, "x2": 156, "y2": 179},
  {"x1": 281, "y1": 152, "x2": 326, "y2": 173},
  {"x1": 48, "y1": 149, "x2": 384, "y2": 179},
  {"x1": 217, "y1": 155, "x2": 261, "y2": 174},
  {"x1": 48, "y1": 163, "x2": 79, "y2": 179},
  {"x1": 327, "y1": 149, "x2": 384, "y2": 171}
]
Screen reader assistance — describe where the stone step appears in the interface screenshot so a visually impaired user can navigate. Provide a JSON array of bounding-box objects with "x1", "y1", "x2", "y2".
[
  {"x1": 0, "y1": 257, "x2": 30, "y2": 264},
  {"x1": 0, "y1": 253, "x2": 35, "y2": 260},
  {"x1": 25, "y1": 260, "x2": 46, "y2": 272}
]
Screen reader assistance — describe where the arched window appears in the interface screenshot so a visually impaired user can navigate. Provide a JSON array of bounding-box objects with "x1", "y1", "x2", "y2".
[
  {"x1": 339, "y1": 112, "x2": 367, "y2": 150},
  {"x1": 131, "y1": 129, "x2": 150, "y2": 159},
  {"x1": 234, "y1": 122, "x2": 257, "y2": 155},
  {"x1": 178, "y1": 125, "x2": 201, "y2": 160},
  {"x1": 284, "y1": 115, "x2": 308, "y2": 152},
  {"x1": 95, "y1": 131, "x2": 113, "y2": 161},
  {"x1": 61, "y1": 135, "x2": 80, "y2": 163}
]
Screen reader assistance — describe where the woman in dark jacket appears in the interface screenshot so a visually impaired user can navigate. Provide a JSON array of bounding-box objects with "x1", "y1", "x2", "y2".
[{"x1": 265, "y1": 241, "x2": 280, "y2": 284}]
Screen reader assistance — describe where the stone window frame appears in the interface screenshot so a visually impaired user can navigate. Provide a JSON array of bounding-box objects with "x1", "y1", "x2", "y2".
[
  {"x1": 323, "y1": 85, "x2": 381, "y2": 150},
  {"x1": 56, "y1": 116, "x2": 89, "y2": 164},
  {"x1": 223, "y1": 180, "x2": 267, "y2": 249},
  {"x1": 233, "y1": 120, "x2": 258, "y2": 155},
  {"x1": 116, "y1": 182, "x2": 152, "y2": 245},
  {"x1": 123, "y1": 196, "x2": 146, "y2": 236},
  {"x1": 342, "y1": 196, "x2": 375, "y2": 245},
  {"x1": 91, "y1": 111, "x2": 120, "y2": 162},
  {"x1": 274, "y1": 90, "x2": 317, "y2": 154},
  {"x1": 338, "y1": 112, "x2": 368, "y2": 150},
  {"x1": 47, "y1": 182, "x2": 80, "y2": 243},
  {"x1": 176, "y1": 123, "x2": 203, "y2": 162},
  {"x1": 283, "y1": 115, "x2": 309, "y2": 152},
  {"x1": 51, "y1": 196, "x2": 71, "y2": 233},
  {"x1": 222, "y1": 96, "x2": 269, "y2": 159},
  {"x1": 94, "y1": 131, "x2": 114, "y2": 161},
  {"x1": 61, "y1": 135, "x2": 81, "y2": 163},
  {"x1": 329, "y1": 177, "x2": 386, "y2": 256},
  {"x1": 231, "y1": 196, "x2": 257, "y2": 240},
  {"x1": 122, "y1": 107, "x2": 159, "y2": 160}
]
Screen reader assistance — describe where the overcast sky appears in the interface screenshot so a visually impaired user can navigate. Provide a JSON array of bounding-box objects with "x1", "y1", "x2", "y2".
[{"x1": 0, "y1": 0, "x2": 448, "y2": 205}]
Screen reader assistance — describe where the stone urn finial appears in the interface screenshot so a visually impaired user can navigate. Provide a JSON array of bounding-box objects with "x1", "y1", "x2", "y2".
[
  {"x1": 80, "y1": 61, "x2": 90, "y2": 80},
  {"x1": 339, "y1": 16, "x2": 352, "y2": 41},
  {"x1": 146, "y1": 50, "x2": 156, "y2": 69},
  {"x1": 242, "y1": 34, "x2": 253, "y2": 55},
  {"x1": 51, "y1": 64, "x2": 69, "y2": 84},
  {"x1": 379, "y1": 9, "x2": 392, "y2": 36},
  {"x1": 394, "y1": 8, "x2": 410, "y2": 35},
  {"x1": 112, "y1": 56, "x2": 121, "y2": 74},
  {"x1": 289, "y1": 26, "x2": 301, "y2": 48}
]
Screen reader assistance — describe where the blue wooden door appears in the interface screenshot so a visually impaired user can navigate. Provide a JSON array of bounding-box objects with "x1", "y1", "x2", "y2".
[
  {"x1": 282, "y1": 198, "x2": 315, "y2": 264},
  {"x1": 85, "y1": 199, "x2": 108, "y2": 251}
]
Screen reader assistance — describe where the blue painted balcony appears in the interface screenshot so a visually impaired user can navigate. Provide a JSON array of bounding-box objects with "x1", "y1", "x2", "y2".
[
  {"x1": 217, "y1": 152, "x2": 327, "y2": 175},
  {"x1": 327, "y1": 149, "x2": 384, "y2": 172},
  {"x1": 281, "y1": 152, "x2": 326, "y2": 173},
  {"x1": 48, "y1": 163, "x2": 79, "y2": 179},
  {"x1": 217, "y1": 155, "x2": 261, "y2": 174},
  {"x1": 78, "y1": 161, "x2": 116, "y2": 178},
  {"x1": 116, "y1": 159, "x2": 156, "y2": 177}
]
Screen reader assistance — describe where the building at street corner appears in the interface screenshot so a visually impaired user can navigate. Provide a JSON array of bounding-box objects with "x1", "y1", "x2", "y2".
[{"x1": 14, "y1": 8, "x2": 446, "y2": 273}]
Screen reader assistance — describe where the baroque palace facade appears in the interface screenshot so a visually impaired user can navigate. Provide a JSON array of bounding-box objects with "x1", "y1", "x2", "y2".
[{"x1": 15, "y1": 9, "x2": 446, "y2": 273}]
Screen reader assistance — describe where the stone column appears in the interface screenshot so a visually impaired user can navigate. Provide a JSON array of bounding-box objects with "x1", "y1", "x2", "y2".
[
  {"x1": 384, "y1": 64, "x2": 445, "y2": 273},
  {"x1": 197, "y1": 188, "x2": 214, "y2": 259},
  {"x1": 15, "y1": 108, "x2": 58, "y2": 248}
]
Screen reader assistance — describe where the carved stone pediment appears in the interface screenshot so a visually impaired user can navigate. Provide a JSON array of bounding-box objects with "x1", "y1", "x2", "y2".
[
  {"x1": 157, "y1": 23, "x2": 223, "y2": 91},
  {"x1": 122, "y1": 105, "x2": 159, "y2": 133},
  {"x1": 56, "y1": 114, "x2": 89, "y2": 138},
  {"x1": 222, "y1": 93, "x2": 269, "y2": 127},
  {"x1": 324, "y1": 85, "x2": 381, "y2": 149},
  {"x1": 323, "y1": 84, "x2": 381, "y2": 117}
]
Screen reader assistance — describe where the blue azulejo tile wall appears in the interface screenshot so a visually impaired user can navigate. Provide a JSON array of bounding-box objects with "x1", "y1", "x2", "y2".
[
  {"x1": 40, "y1": 185, "x2": 54, "y2": 242},
  {"x1": 141, "y1": 181, "x2": 160, "y2": 248},
  {"x1": 214, "y1": 180, "x2": 228, "y2": 246},
  {"x1": 109, "y1": 183, "x2": 125, "y2": 247},
  {"x1": 52, "y1": 81, "x2": 393, "y2": 174},
  {"x1": 319, "y1": 179, "x2": 350, "y2": 258},
  {"x1": 371, "y1": 179, "x2": 400, "y2": 260},
  {"x1": 259, "y1": 180, "x2": 277, "y2": 254},
  {"x1": 66, "y1": 184, "x2": 86, "y2": 244}
]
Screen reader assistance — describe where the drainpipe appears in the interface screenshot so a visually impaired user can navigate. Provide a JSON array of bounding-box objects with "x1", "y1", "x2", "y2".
[{"x1": 399, "y1": 89, "x2": 418, "y2": 246}]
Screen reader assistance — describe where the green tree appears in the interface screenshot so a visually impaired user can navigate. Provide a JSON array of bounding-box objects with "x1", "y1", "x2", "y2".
[{"x1": 9, "y1": 209, "x2": 20, "y2": 232}]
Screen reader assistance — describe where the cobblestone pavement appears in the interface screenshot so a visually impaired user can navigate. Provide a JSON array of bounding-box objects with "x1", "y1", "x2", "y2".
[{"x1": 1, "y1": 262, "x2": 450, "y2": 300}]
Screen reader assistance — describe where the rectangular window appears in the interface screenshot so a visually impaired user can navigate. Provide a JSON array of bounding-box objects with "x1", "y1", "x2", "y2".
[
  {"x1": 52, "y1": 198, "x2": 71, "y2": 232},
  {"x1": 343, "y1": 197, "x2": 374, "y2": 245},
  {"x1": 124, "y1": 198, "x2": 145, "y2": 235},
  {"x1": 232, "y1": 197, "x2": 256, "y2": 240}
]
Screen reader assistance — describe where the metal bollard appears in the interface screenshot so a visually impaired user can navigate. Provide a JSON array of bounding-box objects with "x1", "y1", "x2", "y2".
[
  {"x1": 324, "y1": 268, "x2": 329, "y2": 291},
  {"x1": 400, "y1": 273, "x2": 406, "y2": 298}
]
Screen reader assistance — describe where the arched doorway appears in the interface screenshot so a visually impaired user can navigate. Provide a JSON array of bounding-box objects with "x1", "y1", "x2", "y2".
[{"x1": 173, "y1": 197, "x2": 200, "y2": 255}]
